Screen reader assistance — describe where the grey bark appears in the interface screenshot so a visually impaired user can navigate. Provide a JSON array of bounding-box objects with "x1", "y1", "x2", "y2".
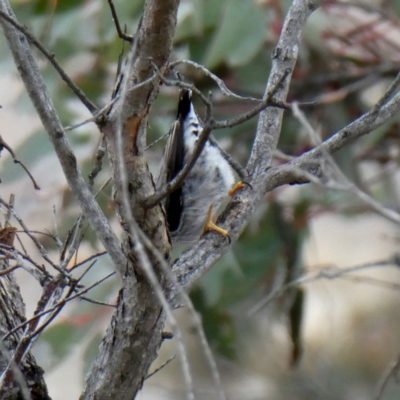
[
  {"x1": 0, "y1": 257, "x2": 50, "y2": 400},
  {"x1": 81, "y1": 0, "x2": 179, "y2": 399}
]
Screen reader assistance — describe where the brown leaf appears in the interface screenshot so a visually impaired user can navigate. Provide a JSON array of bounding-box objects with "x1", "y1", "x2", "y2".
[{"x1": 0, "y1": 227, "x2": 17, "y2": 247}]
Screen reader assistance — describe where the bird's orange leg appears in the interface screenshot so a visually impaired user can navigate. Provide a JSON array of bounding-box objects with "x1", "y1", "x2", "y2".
[
  {"x1": 229, "y1": 181, "x2": 247, "y2": 197},
  {"x1": 201, "y1": 204, "x2": 230, "y2": 241}
]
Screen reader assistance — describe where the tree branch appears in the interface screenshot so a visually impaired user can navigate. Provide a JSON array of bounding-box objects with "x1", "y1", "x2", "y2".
[
  {"x1": 172, "y1": 0, "x2": 325, "y2": 290},
  {"x1": 0, "y1": 135, "x2": 40, "y2": 190},
  {"x1": 247, "y1": 0, "x2": 325, "y2": 175},
  {"x1": 303, "y1": 79, "x2": 400, "y2": 158},
  {"x1": 172, "y1": 0, "x2": 400, "y2": 292},
  {"x1": 107, "y1": 0, "x2": 133, "y2": 43},
  {"x1": 0, "y1": 209, "x2": 50, "y2": 399},
  {"x1": 0, "y1": 9, "x2": 97, "y2": 114},
  {"x1": 0, "y1": 0, "x2": 126, "y2": 275},
  {"x1": 144, "y1": 76, "x2": 289, "y2": 208},
  {"x1": 82, "y1": 1, "x2": 181, "y2": 399}
]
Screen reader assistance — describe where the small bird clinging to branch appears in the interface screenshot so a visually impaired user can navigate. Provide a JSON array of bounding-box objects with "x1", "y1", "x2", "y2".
[{"x1": 157, "y1": 89, "x2": 245, "y2": 244}]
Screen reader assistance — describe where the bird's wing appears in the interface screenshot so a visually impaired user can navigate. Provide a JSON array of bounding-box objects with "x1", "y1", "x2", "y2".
[
  {"x1": 155, "y1": 119, "x2": 185, "y2": 232},
  {"x1": 155, "y1": 120, "x2": 182, "y2": 189}
]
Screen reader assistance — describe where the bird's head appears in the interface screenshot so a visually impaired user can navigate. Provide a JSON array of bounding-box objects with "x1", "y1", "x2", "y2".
[{"x1": 177, "y1": 89, "x2": 192, "y2": 119}]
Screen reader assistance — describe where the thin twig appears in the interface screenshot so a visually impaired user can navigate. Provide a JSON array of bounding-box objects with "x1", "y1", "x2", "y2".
[
  {"x1": 0, "y1": 264, "x2": 19, "y2": 275},
  {"x1": 0, "y1": 247, "x2": 46, "y2": 282},
  {"x1": 94, "y1": 177, "x2": 112, "y2": 199},
  {"x1": 69, "y1": 251, "x2": 107, "y2": 272},
  {"x1": 0, "y1": 10, "x2": 97, "y2": 114},
  {"x1": 80, "y1": 296, "x2": 116, "y2": 307},
  {"x1": 169, "y1": 59, "x2": 261, "y2": 102},
  {"x1": 88, "y1": 135, "x2": 107, "y2": 190},
  {"x1": 250, "y1": 258, "x2": 395, "y2": 314},
  {"x1": 304, "y1": 80, "x2": 400, "y2": 158},
  {"x1": 2, "y1": 271, "x2": 116, "y2": 341},
  {"x1": 145, "y1": 356, "x2": 175, "y2": 380},
  {"x1": 341, "y1": 274, "x2": 400, "y2": 291},
  {"x1": 144, "y1": 132, "x2": 169, "y2": 150},
  {"x1": 0, "y1": 197, "x2": 62, "y2": 274},
  {"x1": 0, "y1": 244, "x2": 47, "y2": 276},
  {"x1": 62, "y1": 216, "x2": 89, "y2": 270},
  {"x1": 144, "y1": 77, "x2": 286, "y2": 208},
  {"x1": 51, "y1": 206, "x2": 63, "y2": 252},
  {"x1": 375, "y1": 353, "x2": 400, "y2": 400},
  {"x1": 150, "y1": 59, "x2": 211, "y2": 105},
  {"x1": 369, "y1": 69, "x2": 400, "y2": 120},
  {"x1": 64, "y1": 98, "x2": 116, "y2": 132},
  {"x1": 107, "y1": 0, "x2": 133, "y2": 42},
  {"x1": 0, "y1": 134, "x2": 40, "y2": 189},
  {"x1": 28, "y1": 261, "x2": 102, "y2": 340},
  {"x1": 291, "y1": 102, "x2": 400, "y2": 227},
  {"x1": 14, "y1": 230, "x2": 28, "y2": 256},
  {"x1": 5, "y1": 194, "x2": 13, "y2": 227}
]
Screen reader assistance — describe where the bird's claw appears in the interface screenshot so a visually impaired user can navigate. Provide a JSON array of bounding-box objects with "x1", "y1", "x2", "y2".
[
  {"x1": 201, "y1": 204, "x2": 231, "y2": 243},
  {"x1": 229, "y1": 180, "x2": 252, "y2": 197}
]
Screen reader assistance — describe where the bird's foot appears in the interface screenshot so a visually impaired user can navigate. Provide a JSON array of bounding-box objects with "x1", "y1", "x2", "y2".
[
  {"x1": 201, "y1": 204, "x2": 231, "y2": 243},
  {"x1": 229, "y1": 181, "x2": 251, "y2": 197}
]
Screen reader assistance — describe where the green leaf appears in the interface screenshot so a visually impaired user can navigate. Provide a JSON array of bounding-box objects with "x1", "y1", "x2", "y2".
[
  {"x1": 216, "y1": 210, "x2": 281, "y2": 307},
  {"x1": 175, "y1": 0, "x2": 225, "y2": 43},
  {"x1": 0, "y1": 130, "x2": 53, "y2": 184},
  {"x1": 32, "y1": 0, "x2": 82, "y2": 14},
  {"x1": 191, "y1": 0, "x2": 205, "y2": 36},
  {"x1": 204, "y1": 0, "x2": 266, "y2": 69},
  {"x1": 201, "y1": 250, "x2": 242, "y2": 305},
  {"x1": 393, "y1": 0, "x2": 400, "y2": 15},
  {"x1": 190, "y1": 287, "x2": 237, "y2": 359},
  {"x1": 39, "y1": 319, "x2": 93, "y2": 367},
  {"x1": 288, "y1": 287, "x2": 305, "y2": 367},
  {"x1": 83, "y1": 333, "x2": 103, "y2": 375},
  {"x1": 233, "y1": 51, "x2": 271, "y2": 94},
  {"x1": 187, "y1": 34, "x2": 214, "y2": 64},
  {"x1": 203, "y1": 0, "x2": 226, "y2": 29}
]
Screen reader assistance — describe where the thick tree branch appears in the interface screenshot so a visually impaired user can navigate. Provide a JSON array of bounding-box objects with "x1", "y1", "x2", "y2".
[
  {"x1": 82, "y1": 1, "x2": 180, "y2": 399},
  {"x1": 247, "y1": 0, "x2": 325, "y2": 175},
  {"x1": 291, "y1": 101, "x2": 400, "y2": 226},
  {"x1": 303, "y1": 83, "x2": 400, "y2": 158}
]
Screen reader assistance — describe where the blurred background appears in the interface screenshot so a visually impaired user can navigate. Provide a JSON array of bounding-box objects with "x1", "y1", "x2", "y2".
[{"x1": 1, "y1": 0, "x2": 400, "y2": 399}]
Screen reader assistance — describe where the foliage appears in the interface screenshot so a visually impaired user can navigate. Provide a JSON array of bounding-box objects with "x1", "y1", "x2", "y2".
[{"x1": 2, "y1": 0, "x2": 400, "y2": 399}]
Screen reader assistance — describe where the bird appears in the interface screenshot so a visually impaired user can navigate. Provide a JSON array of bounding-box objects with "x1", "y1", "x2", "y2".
[{"x1": 156, "y1": 89, "x2": 244, "y2": 244}]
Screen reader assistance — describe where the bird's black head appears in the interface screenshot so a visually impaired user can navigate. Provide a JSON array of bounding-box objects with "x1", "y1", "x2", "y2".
[{"x1": 177, "y1": 89, "x2": 192, "y2": 119}]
